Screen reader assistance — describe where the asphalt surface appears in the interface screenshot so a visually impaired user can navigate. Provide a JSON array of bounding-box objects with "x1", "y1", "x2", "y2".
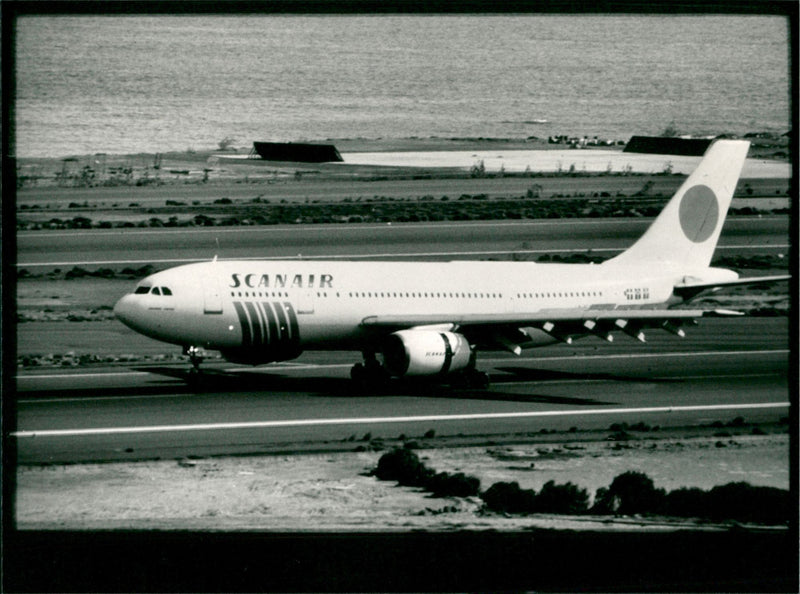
[
  {"x1": 16, "y1": 215, "x2": 791, "y2": 270},
  {"x1": 14, "y1": 318, "x2": 790, "y2": 464}
]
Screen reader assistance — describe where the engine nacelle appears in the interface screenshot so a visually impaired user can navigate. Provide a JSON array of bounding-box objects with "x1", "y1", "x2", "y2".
[{"x1": 382, "y1": 330, "x2": 472, "y2": 377}]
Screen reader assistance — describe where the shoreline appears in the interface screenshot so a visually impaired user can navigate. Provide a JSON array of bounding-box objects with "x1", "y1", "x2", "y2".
[
  {"x1": 14, "y1": 134, "x2": 791, "y2": 194},
  {"x1": 15, "y1": 131, "x2": 790, "y2": 165}
]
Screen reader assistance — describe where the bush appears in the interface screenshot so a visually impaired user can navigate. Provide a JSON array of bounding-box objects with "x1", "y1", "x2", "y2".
[
  {"x1": 535, "y1": 480, "x2": 589, "y2": 514},
  {"x1": 663, "y1": 483, "x2": 790, "y2": 524},
  {"x1": 65, "y1": 266, "x2": 89, "y2": 279},
  {"x1": 590, "y1": 487, "x2": 615, "y2": 514},
  {"x1": 481, "y1": 481, "x2": 537, "y2": 514},
  {"x1": 706, "y1": 482, "x2": 791, "y2": 524},
  {"x1": 605, "y1": 471, "x2": 665, "y2": 515},
  {"x1": 427, "y1": 472, "x2": 480, "y2": 498},
  {"x1": 373, "y1": 448, "x2": 432, "y2": 488},
  {"x1": 193, "y1": 214, "x2": 215, "y2": 226},
  {"x1": 373, "y1": 449, "x2": 481, "y2": 498},
  {"x1": 70, "y1": 216, "x2": 93, "y2": 228},
  {"x1": 664, "y1": 487, "x2": 708, "y2": 518}
]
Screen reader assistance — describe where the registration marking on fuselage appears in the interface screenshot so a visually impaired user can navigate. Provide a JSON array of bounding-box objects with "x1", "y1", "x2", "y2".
[{"x1": 11, "y1": 402, "x2": 789, "y2": 438}]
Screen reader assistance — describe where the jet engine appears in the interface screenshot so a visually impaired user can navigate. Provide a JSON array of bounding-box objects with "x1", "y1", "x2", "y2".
[{"x1": 382, "y1": 330, "x2": 472, "y2": 377}]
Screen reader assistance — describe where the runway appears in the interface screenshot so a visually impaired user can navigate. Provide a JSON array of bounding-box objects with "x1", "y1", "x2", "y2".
[
  {"x1": 14, "y1": 318, "x2": 790, "y2": 464},
  {"x1": 16, "y1": 215, "x2": 790, "y2": 269}
]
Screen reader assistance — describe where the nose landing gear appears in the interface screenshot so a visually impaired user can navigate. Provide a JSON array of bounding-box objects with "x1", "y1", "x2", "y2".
[{"x1": 183, "y1": 345, "x2": 206, "y2": 375}]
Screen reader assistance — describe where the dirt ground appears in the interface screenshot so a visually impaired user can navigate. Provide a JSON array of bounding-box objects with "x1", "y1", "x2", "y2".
[{"x1": 15, "y1": 431, "x2": 789, "y2": 531}]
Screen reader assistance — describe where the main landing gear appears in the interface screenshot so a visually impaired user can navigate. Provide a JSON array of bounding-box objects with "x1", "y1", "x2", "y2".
[
  {"x1": 451, "y1": 368, "x2": 491, "y2": 390},
  {"x1": 350, "y1": 351, "x2": 391, "y2": 390},
  {"x1": 349, "y1": 351, "x2": 491, "y2": 390}
]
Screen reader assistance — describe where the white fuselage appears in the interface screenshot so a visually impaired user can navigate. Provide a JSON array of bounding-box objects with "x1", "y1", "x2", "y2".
[
  {"x1": 114, "y1": 259, "x2": 678, "y2": 358},
  {"x1": 112, "y1": 140, "x2": 760, "y2": 374}
]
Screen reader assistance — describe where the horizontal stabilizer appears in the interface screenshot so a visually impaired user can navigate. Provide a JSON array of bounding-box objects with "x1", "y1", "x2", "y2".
[{"x1": 674, "y1": 274, "x2": 791, "y2": 301}]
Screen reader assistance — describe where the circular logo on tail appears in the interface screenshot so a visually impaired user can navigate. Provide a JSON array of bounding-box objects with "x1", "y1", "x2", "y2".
[{"x1": 678, "y1": 184, "x2": 718, "y2": 243}]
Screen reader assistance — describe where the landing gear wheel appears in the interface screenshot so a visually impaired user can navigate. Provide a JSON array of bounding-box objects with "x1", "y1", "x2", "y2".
[
  {"x1": 183, "y1": 345, "x2": 205, "y2": 374},
  {"x1": 351, "y1": 355, "x2": 391, "y2": 391},
  {"x1": 470, "y1": 370, "x2": 490, "y2": 389},
  {"x1": 451, "y1": 369, "x2": 490, "y2": 389},
  {"x1": 350, "y1": 363, "x2": 366, "y2": 382}
]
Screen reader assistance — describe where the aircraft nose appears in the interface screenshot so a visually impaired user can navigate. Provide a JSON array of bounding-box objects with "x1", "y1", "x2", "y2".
[{"x1": 113, "y1": 294, "x2": 141, "y2": 329}]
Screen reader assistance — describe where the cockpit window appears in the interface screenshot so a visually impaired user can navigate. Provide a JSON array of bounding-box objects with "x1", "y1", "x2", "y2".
[
  {"x1": 134, "y1": 285, "x2": 151, "y2": 294},
  {"x1": 161, "y1": 287, "x2": 173, "y2": 296},
  {"x1": 151, "y1": 287, "x2": 161, "y2": 295}
]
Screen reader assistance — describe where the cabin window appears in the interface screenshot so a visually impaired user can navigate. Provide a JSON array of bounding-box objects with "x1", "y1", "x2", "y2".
[{"x1": 135, "y1": 286, "x2": 151, "y2": 294}]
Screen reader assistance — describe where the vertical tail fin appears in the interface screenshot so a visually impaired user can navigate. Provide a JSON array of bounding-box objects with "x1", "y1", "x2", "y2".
[{"x1": 605, "y1": 139, "x2": 750, "y2": 269}]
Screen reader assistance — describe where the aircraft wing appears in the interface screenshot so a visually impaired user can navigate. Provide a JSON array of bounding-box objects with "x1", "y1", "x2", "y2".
[
  {"x1": 361, "y1": 308, "x2": 704, "y2": 328},
  {"x1": 361, "y1": 308, "x2": 708, "y2": 352}
]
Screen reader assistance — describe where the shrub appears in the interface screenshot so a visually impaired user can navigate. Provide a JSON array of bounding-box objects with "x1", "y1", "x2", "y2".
[
  {"x1": 591, "y1": 487, "x2": 616, "y2": 513},
  {"x1": 70, "y1": 216, "x2": 93, "y2": 228},
  {"x1": 373, "y1": 448, "x2": 432, "y2": 487},
  {"x1": 664, "y1": 487, "x2": 708, "y2": 518},
  {"x1": 706, "y1": 482, "x2": 791, "y2": 524},
  {"x1": 427, "y1": 472, "x2": 480, "y2": 498},
  {"x1": 193, "y1": 214, "x2": 215, "y2": 226},
  {"x1": 605, "y1": 471, "x2": 666, "y2": 515},
  {"x1": 535, "y1": 480, "x2": 589, "y2": 514},
  {"x1": 65, "y1": 266, "x2": 89, "y2": 279},
  {"x1": 481, "y1": 481, "x2": 537, "y2": 514}
]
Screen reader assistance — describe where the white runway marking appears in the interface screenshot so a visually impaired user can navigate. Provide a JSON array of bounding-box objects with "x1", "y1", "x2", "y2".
[
  {"x1": 14, "y1": 243, "x2": 790, "y2": 268},
  {"x1": 11, "y1": 402, "x2": 789, "y2": 438}
]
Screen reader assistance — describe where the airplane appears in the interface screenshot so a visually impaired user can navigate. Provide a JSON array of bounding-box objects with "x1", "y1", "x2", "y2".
[{"x1": 114, "y1": 140, "x2": 789, "y2": 388}]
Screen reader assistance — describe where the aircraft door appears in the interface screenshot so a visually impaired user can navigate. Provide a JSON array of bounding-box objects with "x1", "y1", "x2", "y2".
[
  {"x1": 203, "y1": 268, "x2": 223, "y2": 314},
  {"x1": 297, "y1": 290, "x2": 314, "y2": 314}
]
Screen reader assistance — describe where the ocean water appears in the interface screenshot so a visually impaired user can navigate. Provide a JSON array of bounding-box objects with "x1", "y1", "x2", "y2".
[{"x1": 14, "y1": 14, "x2": 790, "y2": 158}]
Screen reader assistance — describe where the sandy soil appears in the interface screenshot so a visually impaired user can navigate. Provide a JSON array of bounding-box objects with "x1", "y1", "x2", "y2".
[
  {"x1": 15, "y1": 432, "x2": 788, "y2": 531},
  {"x1": 15, "y1": 134, "x2": 789, "y2": 190}
]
